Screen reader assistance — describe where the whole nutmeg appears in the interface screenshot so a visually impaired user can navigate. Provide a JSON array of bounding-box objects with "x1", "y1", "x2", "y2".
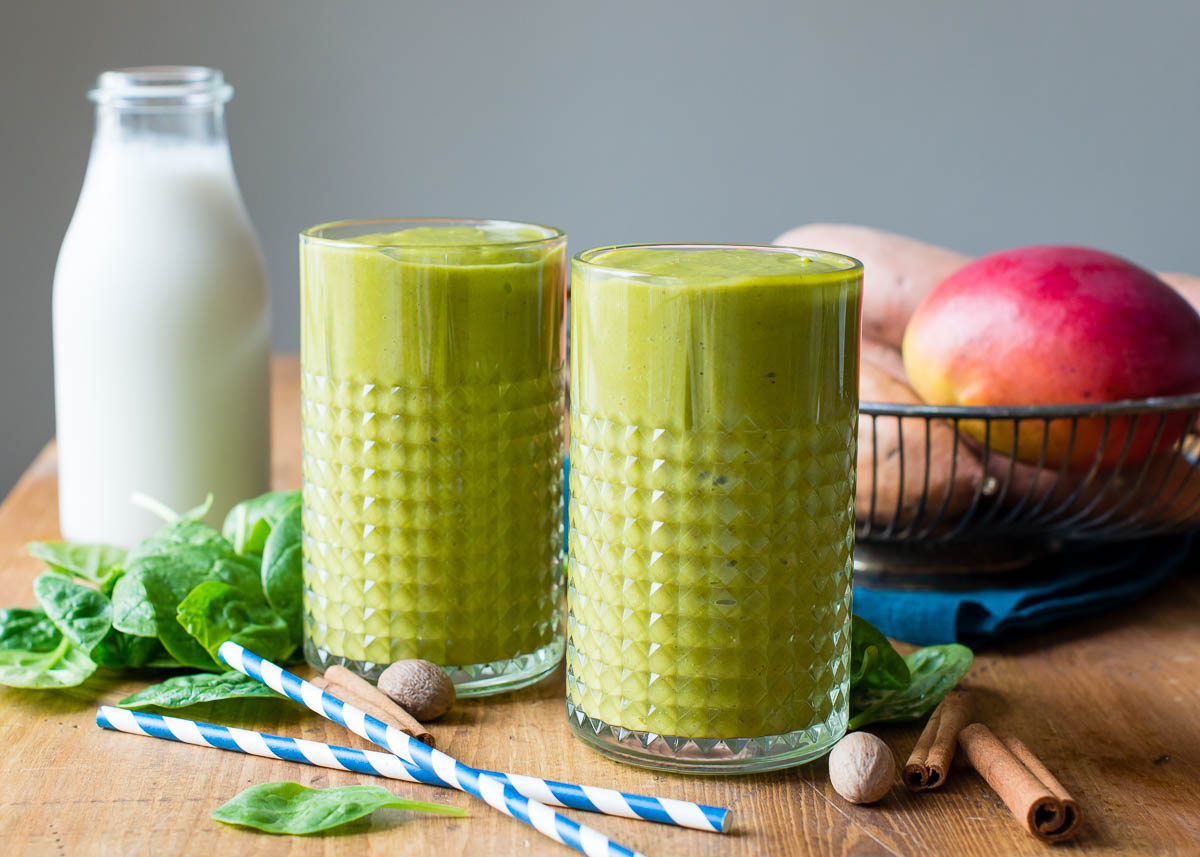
[
  {"x1": 828, "y1": 731, "x2": 896, "y2": 805},
  {"x1": 378, "y1": 659, "x2": 456, "y2": 721}
]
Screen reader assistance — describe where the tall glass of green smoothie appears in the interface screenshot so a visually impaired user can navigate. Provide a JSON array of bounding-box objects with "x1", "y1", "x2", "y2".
[
  {"x1": 300, "y1": 219, "x2": 566, "y2": 696},
  {"x1": 567, "y1": 243, "x2": 861, "y2": 771}
]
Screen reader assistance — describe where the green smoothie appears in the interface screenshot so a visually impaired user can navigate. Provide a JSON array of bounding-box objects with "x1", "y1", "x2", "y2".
[
  {"x1": 300, "y1": 220, "x2": 566, "y2": 692},
  {"x1": 567, "y1": 244, "x2": 861, "y2": 768}
]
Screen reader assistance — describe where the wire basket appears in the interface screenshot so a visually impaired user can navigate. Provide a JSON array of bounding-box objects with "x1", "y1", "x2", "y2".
[{"x1": 855, "y1": 393, "x2": 1200, "y2": 578}]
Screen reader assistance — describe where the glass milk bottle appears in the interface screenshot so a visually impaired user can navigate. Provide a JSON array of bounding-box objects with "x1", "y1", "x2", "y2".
[{"x1": 53, "y1": 67, "x2": 270, "y2": 546}]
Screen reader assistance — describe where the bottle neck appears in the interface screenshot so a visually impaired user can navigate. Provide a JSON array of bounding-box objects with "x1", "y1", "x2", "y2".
[
  {"x1": 88, "y1": 66, "x2": 233, "y2": 150},
  {"x1": 93, "y1": 102, "x2": 228, "y2": 148}
]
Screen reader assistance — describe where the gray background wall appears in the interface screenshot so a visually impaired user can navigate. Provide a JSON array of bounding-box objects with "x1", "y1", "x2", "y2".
[{"x1": 2, "y1": 0, "x2": 1198, "y2": 498}]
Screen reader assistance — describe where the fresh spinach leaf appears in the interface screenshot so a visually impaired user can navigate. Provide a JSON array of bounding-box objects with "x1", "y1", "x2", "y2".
[
  {"x1": 212, "y1": 782, "x2": 464, "y2": 835},
  {"x1": 0, "y1": 636, "x2": 97, "y2": 688},
  {"x1": 113, "y1": 523, "x2": 262, "y2": 670},
  {"x1": 223, "y1": 491, "x2": 301, "y2": 555},
  {"x1": 849, "y1": 643, "x2": 974, "y2": 730},
  {"x1": 261, "y1": 505, "x2": 303, "y2": 643},
  {"x1": 176, "y1": 581, "x2": 294, "y2": 664},
  {"x1": 28, "y1": 542, "x2": 125, "y2": 591},
  {"x1": 209, "y1": 556, "x2": 268, "y2": 599},
  {"x1": 109, "y1": 571, "x2": 161, "y2": 639},
  {"x1": 33, "y1": 572, "x2": 112, "y2": 653},
  {"x1": 143, "y1": 652, "x2": 188, "y2": 669},
  {"x1": 119, "y1": 670, "x2": 283, "y2": 709},
  {"x1": 0, "y1": 490, "x2": 309, "y2": 690},
  {"x1": 0, "y1": 608, "x2": 63, "y2": 652},
  {"x1": 124, "y1": 518, "x2": 234, "y2": 566},
  {"x1": 112, "y1": 555, "x2": 224, "y2": 670},
  {"x1": 849, "y1": 616, "x2": 910, "y2": 690},
  {"x1": 91, "y1": 630, "x2": 168, "y2": 669}
]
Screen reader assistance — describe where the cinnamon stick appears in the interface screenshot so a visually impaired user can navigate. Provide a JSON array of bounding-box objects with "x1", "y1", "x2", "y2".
[
  {"x1": 958, "y1": 723, "x2": 1082, "y2": 842},
  {"x1": 1000, "y1": 733, "x2": 1081, "y2": 840},
  {"x1": 905, "y1": 689, "x2": 974, "y2": 790},
  {"x1": 313, "y1": 669, "x2": 435, "y2": 748}
]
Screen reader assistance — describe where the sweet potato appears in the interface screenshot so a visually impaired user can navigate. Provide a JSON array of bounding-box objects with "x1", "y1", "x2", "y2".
[
  {"x1": 1093, "y1": 445, "x2": 1200, "y2": 526},
  {"x1": 858, "y1": 357, "x2": 984, "y2": 529},
  {"x1": 985, "y1": 443, "x2": 1200, "y2": 528},
  {"x1": 774, "y1": 223, "x2": 971, "y2": 347},
  {"x1": 861, "y1": 339, "x2": 907, "y2": 386}
]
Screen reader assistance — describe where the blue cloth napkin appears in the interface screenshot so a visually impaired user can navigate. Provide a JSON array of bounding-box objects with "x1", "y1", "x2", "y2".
[{"x1": 853, "y1": 535, "x2": 1194, "y2": 647}]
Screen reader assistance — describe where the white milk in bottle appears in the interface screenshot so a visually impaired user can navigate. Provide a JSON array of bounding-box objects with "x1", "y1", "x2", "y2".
[{"x1": 53, "y1": 67, "x2": 270, "y2": 546}]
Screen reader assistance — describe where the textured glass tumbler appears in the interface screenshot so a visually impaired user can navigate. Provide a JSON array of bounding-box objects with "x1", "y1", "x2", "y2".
[
  {"x1": 567, "y1": 244, "x2": 862, "y2": 771},
  {"x1": 300, "y1": 219, "x2": 567, "y2": 696}
]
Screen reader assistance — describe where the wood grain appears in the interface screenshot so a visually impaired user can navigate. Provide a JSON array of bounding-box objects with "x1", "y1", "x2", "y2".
[{"x1": 0, "y1": 356, "x2": 1197, "y2": 856}]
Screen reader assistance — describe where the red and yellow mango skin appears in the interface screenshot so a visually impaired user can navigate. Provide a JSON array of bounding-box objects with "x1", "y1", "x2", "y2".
[{"x1": 903, "y1": 246, "x2": 1200, "y2": 469}]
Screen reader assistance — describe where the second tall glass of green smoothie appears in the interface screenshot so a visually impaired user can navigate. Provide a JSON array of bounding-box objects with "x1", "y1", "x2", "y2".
[
  {"x1": 300, "y1": 219, "x2": 566, "y2": 696},
  {"x1": 568, "y1": 244, "x2": 862, "y2": 771}
]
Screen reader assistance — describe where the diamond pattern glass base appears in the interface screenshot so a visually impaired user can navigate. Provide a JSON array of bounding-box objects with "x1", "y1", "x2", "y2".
[
  {"x1": 299, "y1": 368, "x2": 565, "y2": 694},
  {"x1": 305, "y1": 635, "x2": 563, "y2": 698},
  {"x1": 566, "y1": 698, "x2": 847, "y2": 773},
  {"x1": 566, "y1": 411, "x2": 854, "y2": 752}
]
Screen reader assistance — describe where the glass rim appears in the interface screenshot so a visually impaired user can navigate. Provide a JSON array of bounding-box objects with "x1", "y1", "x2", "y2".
[
  {"x1": 572, "y1": 242, "x2": 864, "y2": 282},
  {"x1": 89, "y1": 66, "x2": 232, "y2": 108},
  {"x1": 300, "y1": 217, "x2": 566, "y2": 251}
]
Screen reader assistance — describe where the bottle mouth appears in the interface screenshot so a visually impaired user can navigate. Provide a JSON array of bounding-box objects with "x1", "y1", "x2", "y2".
[{"x1": 89, "y1": 66, "x2": 233, "y2": 108}]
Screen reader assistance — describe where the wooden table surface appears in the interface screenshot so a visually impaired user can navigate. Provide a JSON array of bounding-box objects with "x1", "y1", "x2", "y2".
[{"x1": 1, "y1": 357, "x2": 1197, "y2": 856}]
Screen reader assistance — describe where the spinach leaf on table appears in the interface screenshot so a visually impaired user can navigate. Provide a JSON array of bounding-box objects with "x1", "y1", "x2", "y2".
[
  {"x1": 1, "y1": 489, "x2": 308, "y2": 690},
  {"x1": 848, "y1": 643, "x2": 974, "y2": 730},
  {"x1": 111, "y1": 555, "x2": 222, "y2": 670},
  {"x1": 223, "y1": 491, "x2": 301, "y2": 555},
  {"x1": 0, "y1": 636, "x2": 97, "y2": 688},
  {"x1": 176, "y1": 580, "x2": 294, "y2": 664},
  {"x1": 849, "y1": 616, "x2": 910, "y2": 690},
  {"x1": 28, "y1": 542, "x2": 125, "y2": 593},
  {"x1": 260, "y1": 505, "x2": 303, "y2": 643},
  {"x1": 212, "y1": 782, "x2": 464, "y2": 835},
  {"x1": 29, "y1": 567, "x2": 167, "y2": 669},
  {"x1": 0, "y1": 608, "x2": 63, "y2": 652},
  {"x1": 33, "y1": 572, "x2": 112, "y2": 653},
  {"x1": 108, "y1": 570, "x2": 162, "y2": 640},
  {"x1": 209, "y1": 557, "x2": 269, "y2": 600},
  {"x1": 112, "y1": 523, "x2": 242, "y2": 640},
  {"x1": 119, "y1": 670, "x2": 283, "y2": 709},
  {"x1": 112, "y1": 521, "x2": 264, "y2": 670},
  {"x1": 123, "y1": 519, "x2": 235, "y2": 566},
  {"x1": 91, "y1": 631, "x2": 169, "y2": 669}
]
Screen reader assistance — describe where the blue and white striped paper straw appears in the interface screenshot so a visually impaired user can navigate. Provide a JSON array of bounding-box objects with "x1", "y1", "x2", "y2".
[
  {"x1": 97, "y1": 704, "x2": 446, "y2": 783},
  {"x1": 218, "y1": 642, "x2": 645, "y2": 857},
  {"x1": 94, "y1": 706, "x2": 728, "y2": 832}
]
